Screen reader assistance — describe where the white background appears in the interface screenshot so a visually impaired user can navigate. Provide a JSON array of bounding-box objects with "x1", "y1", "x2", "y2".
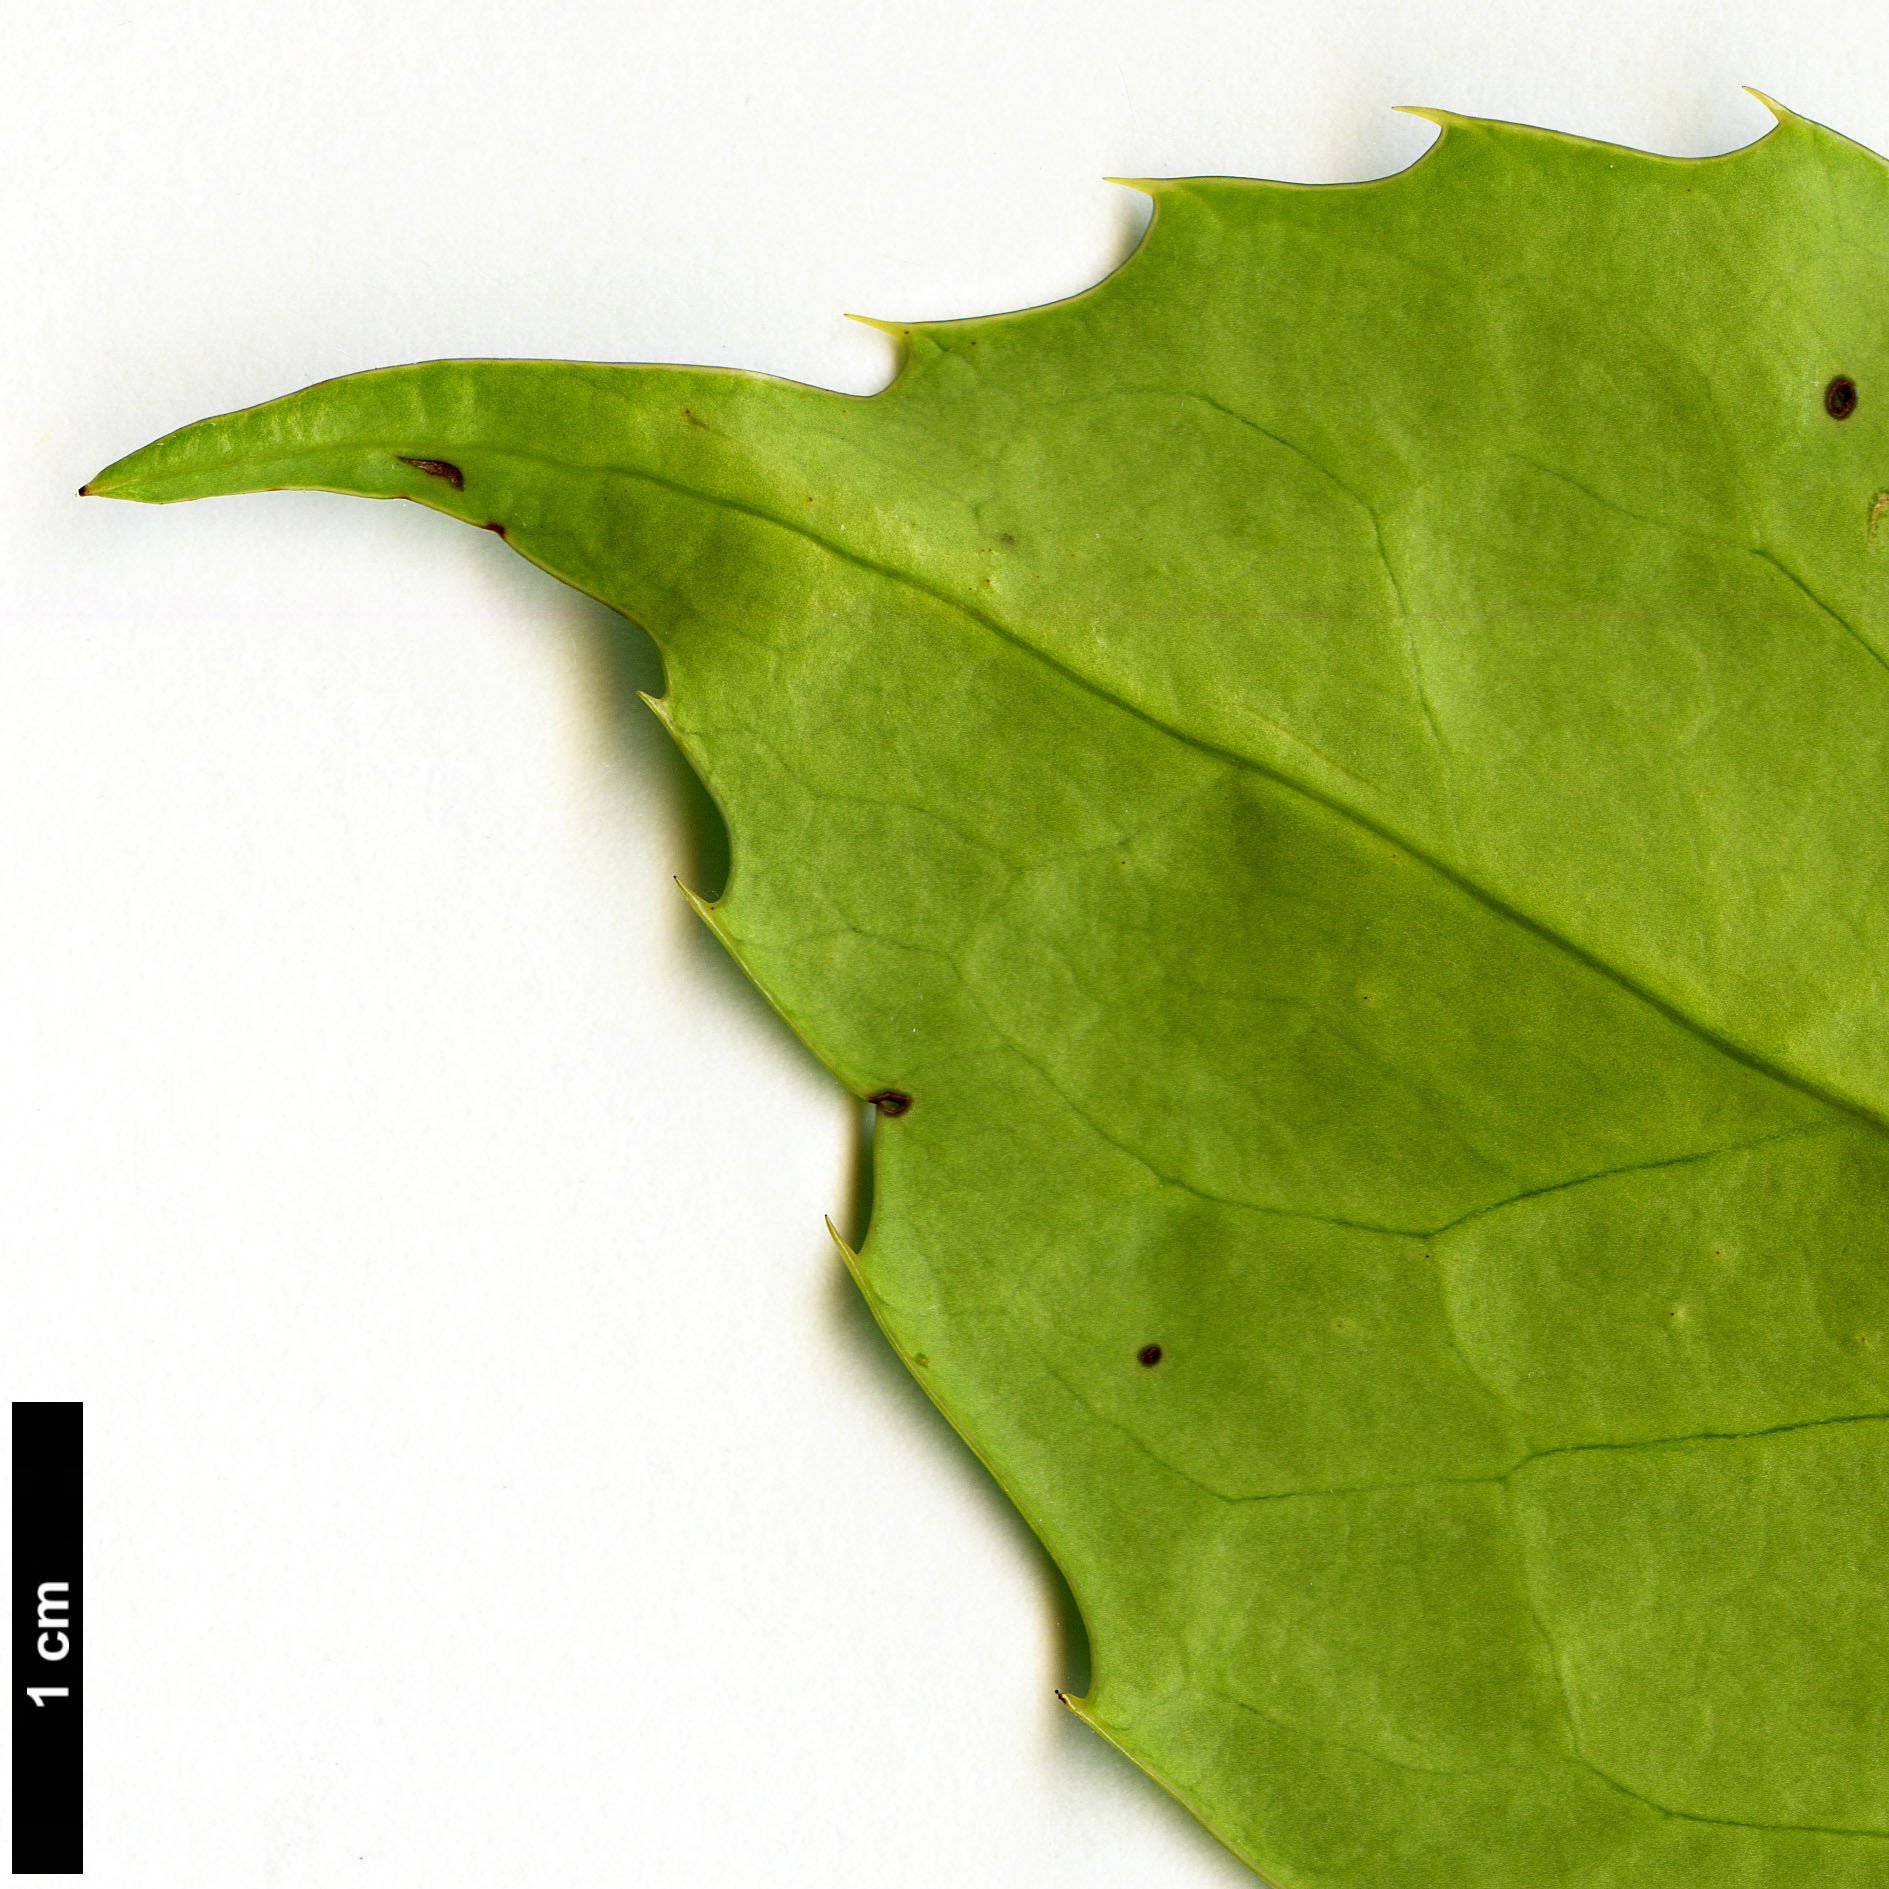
[{"x1": 2, "y1": 3, "x2": 1882, "y2": 1883}]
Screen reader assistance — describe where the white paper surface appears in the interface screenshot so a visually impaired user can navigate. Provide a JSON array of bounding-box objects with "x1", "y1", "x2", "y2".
[{"x1": 5, "y1": 3, "x2": 1886, "y2": 1881}]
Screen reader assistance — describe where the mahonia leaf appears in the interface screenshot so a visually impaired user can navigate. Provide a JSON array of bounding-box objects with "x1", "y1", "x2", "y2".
[{"x1": 86, "y1": 98, "x2": 1889, "y2": 1886}]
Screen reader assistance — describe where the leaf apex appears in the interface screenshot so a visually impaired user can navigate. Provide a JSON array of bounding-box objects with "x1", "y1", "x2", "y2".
[{"x1": 78, "y1": 459, "x2": 151, "y2": 501}]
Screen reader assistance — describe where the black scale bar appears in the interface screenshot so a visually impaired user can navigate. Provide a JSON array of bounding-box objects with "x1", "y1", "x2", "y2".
[{"x1": 13, "y1": 1403, "x2": 81, "y2": 1874}]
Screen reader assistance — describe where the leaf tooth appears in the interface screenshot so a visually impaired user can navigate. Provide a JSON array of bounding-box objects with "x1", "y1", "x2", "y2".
[
  {"x1": 1742, "y1": 86, "x2": 1796, "y2": 127},
  {"x1": 674, "y1": 875, "x2": 723, "y2": 928},
  {"x1": 842, "y1": 312, "x2": 912, "y2": 340}
]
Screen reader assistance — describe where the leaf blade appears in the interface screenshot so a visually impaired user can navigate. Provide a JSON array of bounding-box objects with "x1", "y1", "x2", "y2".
[{"x1": 89, "y1": 102, "x2": 1889, "y2": 1886}]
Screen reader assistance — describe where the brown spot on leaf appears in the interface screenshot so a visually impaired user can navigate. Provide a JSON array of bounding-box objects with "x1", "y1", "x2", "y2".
[
  {"x1": 1137, "y1": 1343, "x2": 1163, "y2": 1367},
  {"x1": 1826, "y1": 375, "x2": 1859, "y2": 420},
  {"x1": 480, "y1": 521, "x2": 507, "y2": 536},
  {"x1": 682, "y1": 407, "x2": 708, "y2": 430},
  {"x1": 868, "y1": 1089, "x2": 912, "y2": 1117},
  {"x1": 398, "y1": 456, "x2": 464, "y2": 489}
]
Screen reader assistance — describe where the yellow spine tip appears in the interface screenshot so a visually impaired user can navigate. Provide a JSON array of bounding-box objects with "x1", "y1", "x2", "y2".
[
  {"x1": 675, "y1": 877, "x2": 720, "y2": 926},
  {"x1": 844, "y1": 313, "x2": 910, "y2": 338}
]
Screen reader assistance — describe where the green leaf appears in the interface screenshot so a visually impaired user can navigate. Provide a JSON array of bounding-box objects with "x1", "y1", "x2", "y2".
[{"x1": 85, "y1": 96, "x2": 1889, "y2": 1886}]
